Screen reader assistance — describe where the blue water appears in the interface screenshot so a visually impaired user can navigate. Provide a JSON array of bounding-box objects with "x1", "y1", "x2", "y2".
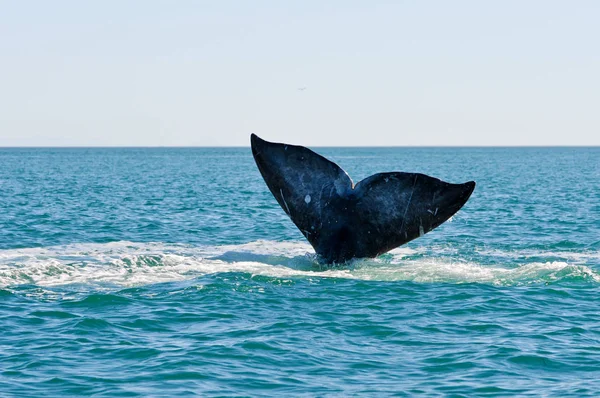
[{"x1": 0, "y1": 147, "x2": 599, "y2": 396}]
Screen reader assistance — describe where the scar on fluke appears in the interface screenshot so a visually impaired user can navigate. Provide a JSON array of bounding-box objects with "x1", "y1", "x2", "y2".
[{"x1": 251, "y1": 134, "x2": 475, "y2": 264}]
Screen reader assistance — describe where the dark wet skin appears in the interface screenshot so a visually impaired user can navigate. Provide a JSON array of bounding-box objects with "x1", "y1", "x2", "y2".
[{"x1": 251, "y1": 134, "x2": 475, "y2": 264}]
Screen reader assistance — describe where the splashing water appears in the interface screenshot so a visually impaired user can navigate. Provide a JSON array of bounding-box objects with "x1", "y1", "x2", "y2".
[{"x1": 1, "y1": 241, "x2": 598, "y2": 288}]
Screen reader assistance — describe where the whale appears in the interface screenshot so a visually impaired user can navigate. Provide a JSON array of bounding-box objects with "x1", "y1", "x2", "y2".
[{"x1": 251, "y1": 134, "x2": 475, "y2": 264}]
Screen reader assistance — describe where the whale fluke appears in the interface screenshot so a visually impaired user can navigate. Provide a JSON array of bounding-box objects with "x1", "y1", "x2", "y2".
[{"x1": 251, "y1": 134, "x2": 475, "y2": 264}]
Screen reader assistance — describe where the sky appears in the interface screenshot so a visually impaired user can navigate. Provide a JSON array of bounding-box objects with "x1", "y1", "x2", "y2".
[{"x1": 0, "y1": 0, "x2": 599, "y2": 146}]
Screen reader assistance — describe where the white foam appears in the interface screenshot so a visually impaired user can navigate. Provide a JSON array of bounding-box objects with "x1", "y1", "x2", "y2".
[
  {"x1": 476, "y1": 248, "x2": 600, "y2": 263},
  {"x1": 0, "y1": 241, "x2": 598, "y2": 288}
]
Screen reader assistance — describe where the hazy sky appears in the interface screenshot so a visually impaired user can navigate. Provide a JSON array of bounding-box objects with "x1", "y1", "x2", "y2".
[{"x1": 1, "y1": 1, "x2": 599, "y2": 146}]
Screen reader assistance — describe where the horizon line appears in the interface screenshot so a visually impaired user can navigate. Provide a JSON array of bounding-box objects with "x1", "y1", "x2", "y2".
[{"x1": 0, "y1": 145, "x2": 598, "y2": 149}]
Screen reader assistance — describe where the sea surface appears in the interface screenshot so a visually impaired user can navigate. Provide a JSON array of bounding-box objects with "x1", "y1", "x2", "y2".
[{"x1": 0, "y1": 146, "x2": 598, "y2": 397}]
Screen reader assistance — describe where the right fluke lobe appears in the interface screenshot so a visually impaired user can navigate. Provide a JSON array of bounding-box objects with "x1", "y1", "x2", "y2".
[{"x1": 251, "y1": 134, "x2": 475, "y2": 264}]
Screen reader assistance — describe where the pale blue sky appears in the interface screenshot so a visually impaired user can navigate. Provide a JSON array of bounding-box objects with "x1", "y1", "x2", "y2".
[{"x1": 1, "y1": 1, "x2": 598, "y2": 146}]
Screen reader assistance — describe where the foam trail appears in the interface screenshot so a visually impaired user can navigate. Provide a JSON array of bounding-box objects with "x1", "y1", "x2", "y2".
[
  {"x1": 0, "y1": 241, "x2": 598, "y2": 288},
  {"x1": 476, "y1": 248, "x2": 600, "y2": 262}
]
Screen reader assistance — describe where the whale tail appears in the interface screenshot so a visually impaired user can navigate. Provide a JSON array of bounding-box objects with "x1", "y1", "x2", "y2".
[{"x1": 251, "y1": 134, "x2": 475, "y2": 264}]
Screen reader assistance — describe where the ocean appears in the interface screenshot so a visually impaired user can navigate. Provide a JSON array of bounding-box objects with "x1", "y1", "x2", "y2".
[{"x1": 0, "y1": 147, "x2": 598, "y2": 396}]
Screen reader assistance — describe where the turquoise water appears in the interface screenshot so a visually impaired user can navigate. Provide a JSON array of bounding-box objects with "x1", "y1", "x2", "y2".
[{"x1": 1, "y1": 147, "x2": 599, "y2": 396}]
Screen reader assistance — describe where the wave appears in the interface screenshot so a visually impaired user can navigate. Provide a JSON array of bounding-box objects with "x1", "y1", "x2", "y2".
[{"x1": 0, "y1": 241, "x2": 598, "y2": 288}]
